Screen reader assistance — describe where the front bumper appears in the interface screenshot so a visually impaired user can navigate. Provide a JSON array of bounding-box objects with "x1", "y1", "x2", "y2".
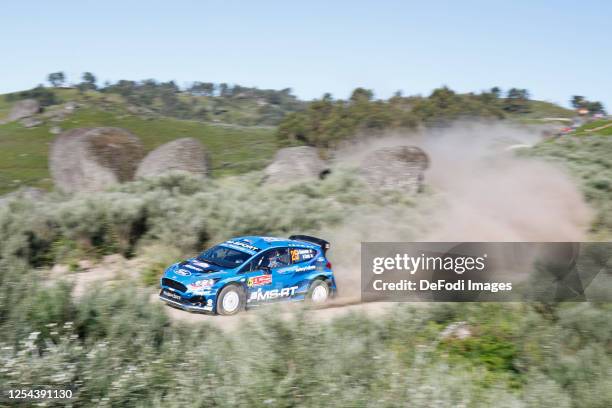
[{"x1": 159, "y1": 290, "x2": 214, "y2": 313}]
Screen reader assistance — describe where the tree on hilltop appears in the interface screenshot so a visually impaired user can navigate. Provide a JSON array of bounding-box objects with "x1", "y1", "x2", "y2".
[
  {"x1": 503, "y1": 88, "x2": 530, "y2": 113},
  {"x1": 571, "y1": 95, "x2": 585, "y2": 109},
  {"x1": 47, "y1": 72, "x2": 65, "y2": 87},
  {"x1": 571, "y1": 95, "x2": 606, "y2": 114},
  {"x1": 350, "y1": 88, "x2": 374, "y2": 103},
  {"x1": 77, "y1": 72, "x2": 97, "y2": 92}
]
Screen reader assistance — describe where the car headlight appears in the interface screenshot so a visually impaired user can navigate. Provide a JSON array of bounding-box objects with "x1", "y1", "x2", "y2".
[{"x1": 187, "y1": 279, "x2": 217, "y2": 290}]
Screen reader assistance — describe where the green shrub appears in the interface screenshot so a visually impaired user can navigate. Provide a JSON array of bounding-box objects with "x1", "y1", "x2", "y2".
[
  {"x1": 137, "y1": 244, "x2": 182, "y2": 286},
  {"x1": 1, "y1": 275, "x2": 610, "y2": 407},
  {"x1": 0, "y1": 170, "x2": 412, "y2": 267}
]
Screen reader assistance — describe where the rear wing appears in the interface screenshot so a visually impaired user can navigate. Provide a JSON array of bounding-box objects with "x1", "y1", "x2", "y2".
[{"x1": 289, "y1": 235, "x2": 330, "y2": 255}]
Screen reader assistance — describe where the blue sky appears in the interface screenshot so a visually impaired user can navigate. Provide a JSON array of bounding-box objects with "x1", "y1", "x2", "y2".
[{"x1": 1, "y1": 0, "x2": 611, "y2": 107}]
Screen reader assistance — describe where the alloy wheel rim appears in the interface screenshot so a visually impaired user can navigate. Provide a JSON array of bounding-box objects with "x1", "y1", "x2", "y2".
[
  {"x1": 312, "y1": 285, "x2": 328, "y2": 303},
  {"x1": 223, "y1": 291, "x2": 240, "y2": 312}
]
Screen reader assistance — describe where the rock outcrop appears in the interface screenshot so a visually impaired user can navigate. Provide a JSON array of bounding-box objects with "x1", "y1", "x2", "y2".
[
  {"x1": 49, "y1": 127, "x2": 144, "y2": 193},
  {"x1": 8, "y1": 99, "x2": 40, "y2": 121},
  {"x1": 135, "y1": 138, "x2": 209, "y2": 179},
  {"x1": 263, "y1": 146, "x2": 328, "y2": 185},
  {"x1": 20, "y1": 117, "x2": 42, "y2": 128},
  {"x1": 360, "y1": 146, "x2": 429, "y2": 194},
  {"x1": 43, "y1": 102, "x2": 78, "y2": 122}
]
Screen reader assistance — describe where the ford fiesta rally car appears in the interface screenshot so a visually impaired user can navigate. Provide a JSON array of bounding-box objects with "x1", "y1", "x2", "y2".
[{"x1": 159, "y1": 235, "x2": 336, "y2": 315}]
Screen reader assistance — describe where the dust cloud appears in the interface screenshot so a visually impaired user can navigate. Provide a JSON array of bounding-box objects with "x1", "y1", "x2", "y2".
[{"x1": 324, "y1": 122, "x2": 592, "y2": 299}]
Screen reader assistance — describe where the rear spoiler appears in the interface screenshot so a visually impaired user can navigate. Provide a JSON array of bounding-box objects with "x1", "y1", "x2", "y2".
[{"x1": 289, "y1": 235, "x2": 330, "y2": 255}]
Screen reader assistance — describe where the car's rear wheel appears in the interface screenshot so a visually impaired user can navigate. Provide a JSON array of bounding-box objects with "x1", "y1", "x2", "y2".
[
  {"x1": 307, "y1": 279, "x2": 330, "y2": 305},
  {"x1": 216, "y1": 285, "x2": 245, "y2": 315}
]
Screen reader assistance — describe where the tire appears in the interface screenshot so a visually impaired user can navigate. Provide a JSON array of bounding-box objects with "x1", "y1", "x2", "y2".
[
  {"x1": 307, "y1": 279, "x2": 330, "y2": 305},
  {"x1": 216, "y1": 285, "x2": 245, "y2": 315}
]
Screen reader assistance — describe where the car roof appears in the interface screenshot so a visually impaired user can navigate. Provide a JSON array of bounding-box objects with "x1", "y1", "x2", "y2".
[{"x1": 221, "y1": 236, "x2": 319, "y2": 254}]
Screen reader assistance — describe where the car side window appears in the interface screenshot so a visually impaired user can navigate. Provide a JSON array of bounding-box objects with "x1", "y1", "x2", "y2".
[
  {"x1": 290, "y1": 247, "x2": 317, "y2": 264},
  {"x1": 265, "y1": 248, "x2": 291, "y2": 268},
  {"x1": 241, "y1": 253, "x2": 266, "y2": 273},
  {"x1": 240, "y1": 248, "x2": 295, "y2": 272}
]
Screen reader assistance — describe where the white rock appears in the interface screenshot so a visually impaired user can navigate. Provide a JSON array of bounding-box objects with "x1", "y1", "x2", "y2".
[
  {"x1": 136, "y1": 138, "x2": 208, "y2": 179},
  {"x1": 263, "y1": 146, "x2": 328, "y2": 185},
  {"x1": 49, "y1": 127, "x2": 144, "y2": 192}
]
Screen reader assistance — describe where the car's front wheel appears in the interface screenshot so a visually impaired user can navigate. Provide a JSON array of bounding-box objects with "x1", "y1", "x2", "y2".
[
  {"x1": 307, "y1": 279, "x2": 330, "y2": 305},
  {"x1": 216, "y1": 285, "x2": 245, "y2": 315}
]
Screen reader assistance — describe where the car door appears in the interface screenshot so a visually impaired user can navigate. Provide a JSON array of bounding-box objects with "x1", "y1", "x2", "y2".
[
  {"x1": 274, "y1": 247, "x2": 318, "y2": 296},
  {"x1": 268, "y1": 248, "x2": 296, "y2": 297},
  {"x1": 252, "y1": 248, "x2": 298, "y2": 302},
  {"x1": 241, "y1": 252, "x2": 275, "y2": 304}
]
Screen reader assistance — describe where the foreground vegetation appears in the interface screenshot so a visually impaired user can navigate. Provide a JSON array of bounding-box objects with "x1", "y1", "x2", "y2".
[
  {"x1": 1, "y1": 273, "x2": 610, "y2": 408},
  {"x1": 0, "y1": 132, "x2": 610, "y2": 405}
]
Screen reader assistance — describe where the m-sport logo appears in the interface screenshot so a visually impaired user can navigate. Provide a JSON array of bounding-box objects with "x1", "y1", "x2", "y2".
[{"x1": 175, "y1": 269, "x2": 191, "y2": 276}]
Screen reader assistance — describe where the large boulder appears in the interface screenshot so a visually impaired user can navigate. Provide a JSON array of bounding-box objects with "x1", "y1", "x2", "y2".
[
  {"x1": 8, "y1": 99, "x2": 40, "y2": 121},
  {"x1": 263, "y1": 146, "x2": 328, "y2": 184},
  {"x1": 360, "y1": 146, "x2": 429, "y2": 194},
  {"x1": 49, "y1": 127, "x2": 144, "y2": 193},
  {"x1": 135, "y1": 138, "x2": 209, "y2": 179}
]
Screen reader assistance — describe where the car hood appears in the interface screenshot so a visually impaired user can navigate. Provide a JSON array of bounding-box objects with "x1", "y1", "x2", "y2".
[
  {"x1": 180, "y1": 258, "x2": 224, "y2": 273},
  {"x1": 165, "y1": 259, "x2": 230, "y2": 283}
]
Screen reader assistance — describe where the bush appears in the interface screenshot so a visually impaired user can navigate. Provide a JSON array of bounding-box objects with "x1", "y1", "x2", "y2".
[
  {"x1": 0, "y1": 170, "x2": 408, "y2": 266},
  {"x1": 3, "y1": 291, "x2": 609, "y2": 407},
  {"x1": 137, "y1": 244, "x2": 182, "y2": 286}
]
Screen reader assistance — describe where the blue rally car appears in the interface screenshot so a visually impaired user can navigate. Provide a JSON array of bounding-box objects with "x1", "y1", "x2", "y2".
[{"x1": 159, "y1": 235, "x2": 336, "y2": 315}]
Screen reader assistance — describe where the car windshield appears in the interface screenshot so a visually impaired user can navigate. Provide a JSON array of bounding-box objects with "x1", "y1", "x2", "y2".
[{"x1": 197, "y1": 245, "x2": 252, "y2": 269}]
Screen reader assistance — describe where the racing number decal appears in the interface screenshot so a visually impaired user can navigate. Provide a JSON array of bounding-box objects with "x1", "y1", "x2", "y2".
[{"x1": 291, "y1": 248, "x2": 315, "y2": 263}]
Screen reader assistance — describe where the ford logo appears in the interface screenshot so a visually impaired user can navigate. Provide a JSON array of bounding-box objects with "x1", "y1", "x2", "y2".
[{"x1": 176, "y1": 269, "x2": 191, "y2": 276}]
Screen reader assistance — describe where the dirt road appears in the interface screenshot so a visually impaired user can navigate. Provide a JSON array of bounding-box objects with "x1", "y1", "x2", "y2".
[
  {"x1": 156, "y1": 294, "x2": 395, "y2": 331},
  {"x1": 49, "y1": 257, "x2": 393, "y2": 332}
]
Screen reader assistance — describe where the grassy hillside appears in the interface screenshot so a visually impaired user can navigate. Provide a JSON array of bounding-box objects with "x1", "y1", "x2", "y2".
[
  {"x1": 1, "y1": 85, "x2": 304, "y2": 126},
  {"x1": 0, "y1": 106, "x2": 276, "y2": 194},
  {"x1": 515, "y1": 100, "x2": 575, "y2": 119},
  {"x1": 575, "y1": 119, "x2": 612, "y2": 135},
  {"x1": 0, "y1": 85, "x2": 587, "y2": 195},
  {"x1": 0, "y1": 96, "x2": 11, "y2": 119}
]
